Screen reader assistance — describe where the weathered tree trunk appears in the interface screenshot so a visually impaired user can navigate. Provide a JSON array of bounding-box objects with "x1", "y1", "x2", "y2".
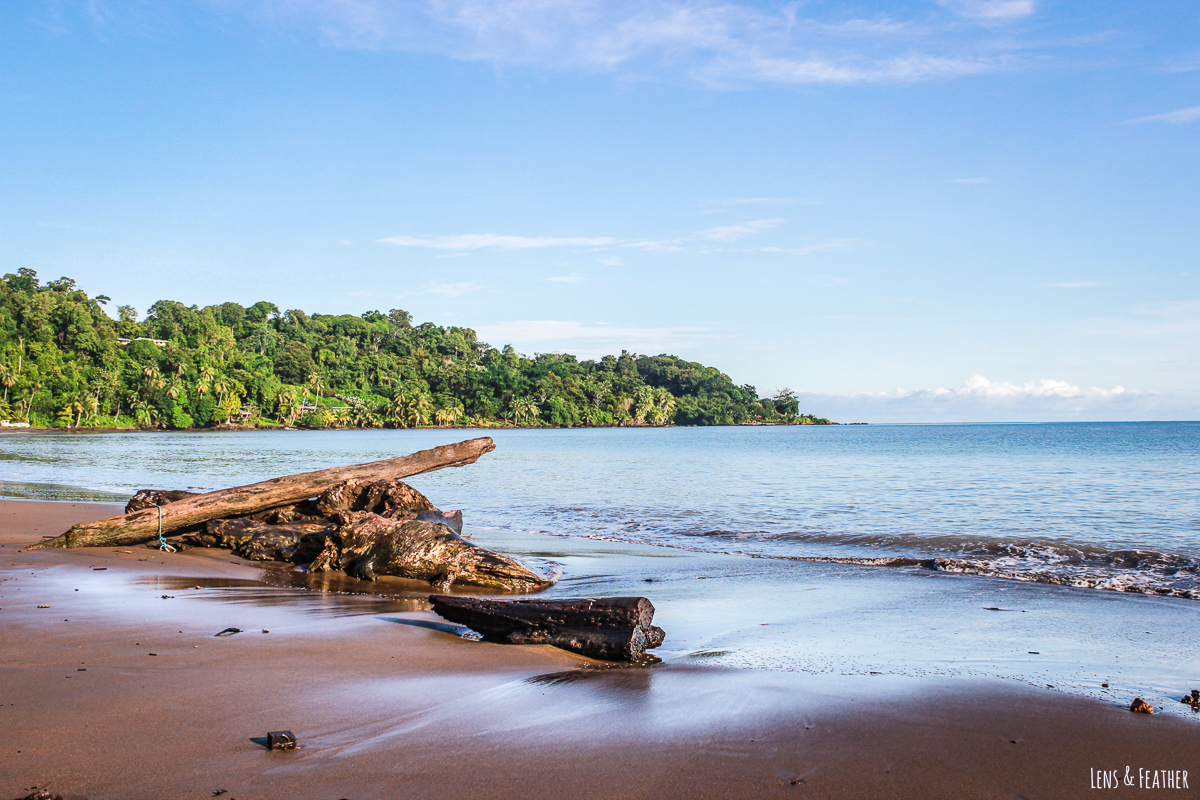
[
  {"x1": 427, "y1": 595, "x2": 665, "y2": 662},
  {"x1": 32, "y1": 437, "x2": 495, "y2": 549},
  {"x1": 311, "y1": 512, "x2": 554, "y2": 591}
]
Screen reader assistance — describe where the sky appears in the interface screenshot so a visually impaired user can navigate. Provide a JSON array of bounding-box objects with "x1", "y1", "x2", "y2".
[{"x1": 1, "y1": 0, "x2": 1197, "y2": 422}]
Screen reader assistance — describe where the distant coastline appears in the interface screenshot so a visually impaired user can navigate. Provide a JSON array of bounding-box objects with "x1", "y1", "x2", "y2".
[{"x1": 1, "y1": 269, "x2": 832, "y2": 431}]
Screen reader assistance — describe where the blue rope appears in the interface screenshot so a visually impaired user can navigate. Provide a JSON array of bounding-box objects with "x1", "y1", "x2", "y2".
[{"x1": 157, "y1": 505, "x2": 176, "y2": 553}]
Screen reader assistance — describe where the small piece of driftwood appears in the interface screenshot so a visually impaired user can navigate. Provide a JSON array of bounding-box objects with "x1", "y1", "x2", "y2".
[{"x1": 428, "y1": 595, "x2": 665, "y2": 662}]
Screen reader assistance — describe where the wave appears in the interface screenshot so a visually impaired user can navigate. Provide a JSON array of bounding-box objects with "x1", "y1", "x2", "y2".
[{"x1": 572, "y1": 524, "x2": 1200, "y2": 600}]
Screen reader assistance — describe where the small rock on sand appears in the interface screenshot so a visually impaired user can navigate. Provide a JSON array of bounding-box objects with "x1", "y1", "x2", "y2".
[{"x1": 1130, "y1": 698, "x2": 1154, "y2": 714}]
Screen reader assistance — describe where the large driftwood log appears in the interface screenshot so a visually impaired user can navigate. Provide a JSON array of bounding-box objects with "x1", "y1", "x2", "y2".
[
  {"x1": 33, "y1": 438, "x2": 495, "y2": 549},
  {"x1": 427, "y1": 595, "x2": 665, "y2": 662},
  {"x1": 310, "y1": 512, "x2": 553, "y2": 591}
]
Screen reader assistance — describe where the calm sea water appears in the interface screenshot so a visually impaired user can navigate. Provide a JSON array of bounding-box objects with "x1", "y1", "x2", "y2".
[{"x1": 2, "y1": 423, "x2": 1197, "y2": 598}]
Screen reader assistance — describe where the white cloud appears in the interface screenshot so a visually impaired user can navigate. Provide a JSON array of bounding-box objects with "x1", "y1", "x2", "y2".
[
  {"x1": 730, "y1": 197, "x2": 795, "y2": 205},
  {"x1": 947, "y1": 177, "x2": 988, "y2": 184},
  {"x1": 796, "y1": 374, "x2": 1174, "y2": 423},
  {"x1": 698, "y1": 218, "x2": 784, "y2": 241},
  {"x1": 379, "y1": 233, "x2": 614, "y2": 250},
  {"x1": 227, "y1": 0, "x2": 1025, "y2": 87},
  {"x1": 1122, "y1": 106, "x2": 1200, "y2": 125},
  {"x1": 397, "y1": 281, "x2": 485, "y2": 299},
  {"x1": 760, "y1": 238, "x2": 863, "y2": 256},
  {"x1": 596, "y1": 256, "x2": 622, "y2": 266},
  {"x1": 473, "y1": 319, "x2": 712, "y2": 355},
  {"x1": 623, "y1": 239, "x2": 686, "y2": 252},
  {"x1": 937, "y1": 0, "x2": 1036, "y2": 20},
  {"x1": 548, "y1": 274, "x2": 585, "y2": 282}
]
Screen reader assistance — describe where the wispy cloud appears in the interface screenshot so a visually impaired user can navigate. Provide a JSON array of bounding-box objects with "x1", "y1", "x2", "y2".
[
  {"x1": 624, "y1": 239, "x2": 686, "y2": 252},
  {"x1": 473, "y1": 319, "x2": 712, "y2": 355},
  {"x1": 1122, "y1": 106, "x2": 1200, "y2": 125},
  {"x1": 729, "y1": 197, "x2": 795, "y2": 205},
  {"x1": 698, "y1": 218, "x2": 784, "y2": 241},
  {"x1": 224, "y1": 0, "x2": 1032, "y2": 87},
  {"x1": 381, "y1": 221, "x2": 858, "y2": 257},
  {"x1": 378, "y1": 233, "x2": 614, "y2": 250},
  {"x1": 937, "y1": 0, "x2": 1036, "y2": 21},
  {"x1": 760, "y1": 238, "x2": 863, "y2": 256},
  {"x1": 397, "y1": 281, "x2": 485, "y2": 299}
]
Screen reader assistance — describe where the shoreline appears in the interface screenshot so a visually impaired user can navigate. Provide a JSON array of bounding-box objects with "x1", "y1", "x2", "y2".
[
  {"x1": 3, "y1": 499, "x2": 1198, "y2": 799},
  {"x1": 0, "y1": 421, "x2": 841, "y2": 436}
]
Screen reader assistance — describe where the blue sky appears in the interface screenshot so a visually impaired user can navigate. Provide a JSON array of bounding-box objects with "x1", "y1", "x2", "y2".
[{"x1": 1, "y1": 0, "x2": 1197, "y2": 421}]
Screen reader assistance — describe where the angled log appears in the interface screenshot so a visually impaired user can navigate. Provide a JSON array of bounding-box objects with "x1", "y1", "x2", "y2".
[
  {"x1": 310, "y1": 512, "x2": 553, "y2": 591},
  {"x1": 428, "y1": 595, "x2": 666, "y2": 662},
  {"x1": 32, "y1": 437, "x2": 495, "y2": 549}
]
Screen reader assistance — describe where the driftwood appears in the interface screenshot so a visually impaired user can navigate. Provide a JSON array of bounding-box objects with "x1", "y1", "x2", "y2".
[
  {"x1": 187, "y1": 518, "x2": 337, "y2": 563},
  {"x1": 32, "y1": 437, "x2": 495, "y2": 549},
  {"x1": 428, "y1": 595, "x2": 665, "y2": 662},
  {"x1": 310, "y1": 512, "x2": 553, "y2": 591}
]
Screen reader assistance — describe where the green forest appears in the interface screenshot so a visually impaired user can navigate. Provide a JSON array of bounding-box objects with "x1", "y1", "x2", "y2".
[{"x1": 0, "y1": 269, "x2": 831, "y2": 430}]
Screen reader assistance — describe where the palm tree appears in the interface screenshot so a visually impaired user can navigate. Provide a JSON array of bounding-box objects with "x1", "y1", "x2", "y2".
[
  {"x1": 512, "y1": 396, "x2": 539, "y2": 425},
  {"x1": 633, "y1": 386, "x2": 655, "y2": 425},
  {"x1": 406, "y1": 392, "x2": 432, "y2": 427},
  {"x1": 132, "y1": 400, "x2": 156, "y2": 428},
  {"x1": 212, "y1": 375, "x2": 230, "y2": 405},
  {"x1": 351, "y1": 403, "x2": 381, "y2": 428},
  {"x1": 81, "y1": 393, "x2": 98, "y2": 424},
  {"x1": 141, "y1": 364, "x2": 163, "y2": 397},
  {"x1": 67, "y1": 398, "x2": 85, "y2": 428},
  {"x1": 385, "y1": 393, "x2": 408, "y2": 427},
  {"x1": 307, "y1": 372, "x2": 325, "y2": 406},
  {"x1": 164, "y1": 376, "x2": 185, "y2": 402},
  {"x1": 651, "y1": 387, "x2": 676, "y2": 426},
  {"x1": 612, "y1": 395, "x2": 633, "y2": 426},
  {"x1": 276, "y1": 387, "x2": 298, "y2": 425},
  {"x1": 196, "y1": 364, "x2": 216, "y2": 398},
  {"x1": 0, "y1": 360, "x2": 14, "y2": 405}
]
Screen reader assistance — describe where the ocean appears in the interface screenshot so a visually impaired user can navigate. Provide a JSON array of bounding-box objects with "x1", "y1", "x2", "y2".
[{"x1": 2, "y1": 422, "x2": 1197, "y2": 600}]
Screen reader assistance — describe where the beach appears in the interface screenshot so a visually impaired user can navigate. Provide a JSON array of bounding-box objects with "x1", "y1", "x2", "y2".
[{"x1": 3, "y1": 499, "x2": 1198, "y2": 800}]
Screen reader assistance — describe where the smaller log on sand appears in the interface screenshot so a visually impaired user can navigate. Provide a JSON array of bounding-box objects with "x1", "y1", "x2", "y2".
[
  {"x1": 310, "y1": 512, "x2": 553, "y2": 591},
  {"x1": 32, "y1": 437, "x2": 495, "y2": 549},
  {"x1": 428, "y1": 595, "x2": 666, "y2": 662}
]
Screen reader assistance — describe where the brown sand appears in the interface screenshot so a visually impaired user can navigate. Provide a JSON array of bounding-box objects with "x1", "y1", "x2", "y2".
[{"x1": 1, "y1": 500, "x2": 1197, "y2": 800}]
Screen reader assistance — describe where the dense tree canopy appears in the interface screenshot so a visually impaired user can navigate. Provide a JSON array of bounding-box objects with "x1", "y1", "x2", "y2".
[{"x1": 0, "y1": 270, "x2": 832, "y2": 430}]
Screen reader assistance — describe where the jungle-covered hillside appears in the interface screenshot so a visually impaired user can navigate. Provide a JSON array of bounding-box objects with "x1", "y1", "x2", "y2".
[{"x1": 0, "y1": 269, "x2": 831, "y2": 430}]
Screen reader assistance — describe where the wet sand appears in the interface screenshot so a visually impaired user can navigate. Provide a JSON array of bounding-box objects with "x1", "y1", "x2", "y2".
[{"x1": 2, "y1": 499, "x2": 1198, "y2": 799}]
